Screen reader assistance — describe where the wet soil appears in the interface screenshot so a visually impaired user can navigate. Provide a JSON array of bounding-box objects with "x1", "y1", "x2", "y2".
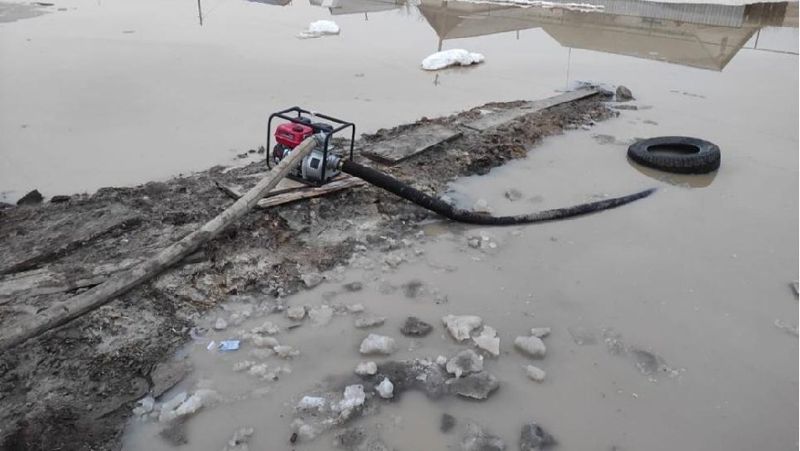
[{"x1": 0, "y1": 95, "x2": 612, "y2": 450}]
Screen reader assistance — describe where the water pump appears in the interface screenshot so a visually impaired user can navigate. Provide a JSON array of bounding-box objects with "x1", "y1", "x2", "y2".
[{"x1": 267, "y1": 107, "x2": 355, "y2": 185}]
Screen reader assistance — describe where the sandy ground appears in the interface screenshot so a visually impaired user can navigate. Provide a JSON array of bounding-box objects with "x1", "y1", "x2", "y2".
[{"x1": 0, "y1": 0, "x2": 797, "y2": 449}]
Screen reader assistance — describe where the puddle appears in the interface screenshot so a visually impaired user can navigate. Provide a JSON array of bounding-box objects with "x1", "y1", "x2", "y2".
[{"x1": 0, "y1": 0, "x2": 797, "y2": 201}]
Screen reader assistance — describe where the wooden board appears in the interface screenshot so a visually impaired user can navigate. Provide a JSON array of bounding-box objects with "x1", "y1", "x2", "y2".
[
  {"x1": 362, "y1": 123, "x2": 462, "y2": 165},
  {"x1": 217, "y1": 175, "x2": 366, "y2": 209},
  {"x1": 463, "y1": 88, "x2": 599, "y2": 132}
]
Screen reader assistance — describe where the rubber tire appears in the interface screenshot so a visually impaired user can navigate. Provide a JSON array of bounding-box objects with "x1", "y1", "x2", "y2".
[{"x1": 627, "y1": 136, "x2": 720, "y2": 174}]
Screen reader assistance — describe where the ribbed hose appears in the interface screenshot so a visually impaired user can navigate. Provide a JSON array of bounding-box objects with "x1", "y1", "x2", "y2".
[{"x1": 340, "y1": 160, "x2": 655, "y2": 226}]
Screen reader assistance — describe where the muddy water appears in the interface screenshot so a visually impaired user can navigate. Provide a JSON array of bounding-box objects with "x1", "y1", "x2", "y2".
[{"x1": 0, "y1": 0, "x2": 797, "y2": 201}]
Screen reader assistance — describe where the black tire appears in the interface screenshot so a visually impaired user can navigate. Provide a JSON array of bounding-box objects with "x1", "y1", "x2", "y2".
[{"x1": 627, "y1": 136, "x2": 720, "y2": 174}]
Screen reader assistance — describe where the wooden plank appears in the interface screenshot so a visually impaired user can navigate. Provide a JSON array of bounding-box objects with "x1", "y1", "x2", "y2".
[
  {"x1": 362, "y1": 123, "x2": 462, "y2": 165},
  {"x1": 256, "y1": 176, "x2": 366, "y2": 209},
  {"x1": 463, "y1": 88, "x2": 600, "y2": 132}
]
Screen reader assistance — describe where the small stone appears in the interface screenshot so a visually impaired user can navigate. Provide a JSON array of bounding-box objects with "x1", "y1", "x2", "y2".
[
  {"x1": 286, "y1": 306, "x2": 306, "y2": 320},
  {"x1": 514, "y1": 336, "x2": 546, "y2": 358},
  {"x1": 214, "y1": 318, "x2": 228, "y2": 330},
  {"x1": 461, "y1": 423, "x2": 505, "y2": 451},
  {"x1": 401, "y1": 316, "x2": 433, "y2": 337},
  {"x1": 301, "y1": 273, "x2": 324, "y2": 288},
  {"x1": 16, "y1": 189, "x2": 43, "y2": 206},
  {"x1": 440, "y1": 413, "x2": 456, "y2": 433},
  {"x1": 50, "y1": 195, "x2": 71, "y2": 203},
  {"x1": 442, "y1": 315, "x2": 483, "y2": 341},
  {"x1": 519, "y1": 422, "x2": 555, "y2": 450},
  {"x1": 525, "y1": 365, "x2": 546, "y2": 382},
  {"x1": 355, "y1": 361, "x2": 378, "y2": 376},
  {"x1": 473, "y1": 326, "x2": 500, "y2": 356},
  {"x1": 446, "y1": 349, "x2": 484, "y2": 378},
  {"x1": 343, "y1": 281, "x2": 363, "y2": 292},
  {"x1": 376, "y1": 377, "x2": 394, "y2": 399},
  {"x1": 616, "y1": 85, "x2": 634, "y2": 102},
  {"x1": 359, "y1": 334, "x2": 396, "y2": 355},
  {"x1": 355, "y1": 316, "x2": 386, "y2": 329},
  {"x1": 504, "y1": 189, "x2": 523, "y2": 201},
  {"x1": 308, "y1": 305, "x2": 334, "y2": 326},
  {"x1": 446, "y1": 371, "x2": 499, "y2": 400}
]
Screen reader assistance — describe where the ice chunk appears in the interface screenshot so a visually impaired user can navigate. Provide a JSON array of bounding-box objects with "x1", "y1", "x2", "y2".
[
  {"x1": 299, "y1": 20, "x2": 340, "y2": 39},
  {"x1": 309, "y1": 305, "x2": 334, "y2": 326},
  {"x1": 446, "y1": 349, "x2": 484, "y2": 378},
  {"x1": 473, "y1": 326, "x2": 500, "y2": 356},
  {"x1": 525, "y1": 365, "x2": 546, "y2": 382},
  {"x1": 287, "y1": 306, "x2": 306, "y2": 320},
  {"x1": 251, "y1": 321, "x2": 280, "y2": 335},
  {"x1": 514, "y1": 336, "x2": 546, "y2": 358},
  {"x1": 421, "y1": 49, "x2": 484, "y2": 71},
  {"x1": 214, "y1": 318, "x2": 228, "y2": 330},
  {"x1": 274, "y1": 345, "x2": 300, "y2": 359},
  {"x1": 442, "y1": 315, "x2": 483, "y2": 341},
  {"x1": 376, "y1": 377, "x2": 394, "y2": 399},
  {"x1": 336, "y1": 384, "x2": 366, "y2": 411},
  {"x1": 355, "y1": 361, "x2": 378, "y2": 376},
  {"x1": 359, "y1": 334, "x2": 397, "y2": 355},
  {"x1": 251, "y1": 335, "x2": 279, "y2": 348},
  {"x1": 297, "y1": 396, "x2": 327, "y2": 410},
  {"x1": 355, "y1": 316, "x2": 386, "y2": 329}
]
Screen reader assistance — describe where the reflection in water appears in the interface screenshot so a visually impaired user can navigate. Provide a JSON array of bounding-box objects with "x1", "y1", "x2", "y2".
[
  {"x1": 627, "y1": 159, "x2": 718, "y2": 187},
  {"x1": 304, "y1": 0, "x2": 797, "y2": 71}
]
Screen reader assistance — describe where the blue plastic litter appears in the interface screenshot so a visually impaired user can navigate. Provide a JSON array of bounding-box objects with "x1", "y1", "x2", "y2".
[{"x1": 218, "y1": 340, "x2": 240, "y2": 351}]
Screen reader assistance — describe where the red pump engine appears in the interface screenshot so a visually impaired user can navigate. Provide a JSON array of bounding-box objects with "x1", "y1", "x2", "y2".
[{"x1": 273, "y1": 122, "x2": 314, "y2": 162}]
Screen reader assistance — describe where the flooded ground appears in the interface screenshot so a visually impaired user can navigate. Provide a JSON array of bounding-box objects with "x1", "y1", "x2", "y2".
[
  {"x1": 0, "y1": 0, "x2": 797, "y2": 201},
  {"x1": 1, "y1": 0, "x2": 797, "y2": 449}
]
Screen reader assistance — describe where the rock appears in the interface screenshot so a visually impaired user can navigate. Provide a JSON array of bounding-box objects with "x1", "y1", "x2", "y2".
[
  {"x1": 514, "y1": 336, "x2": 546, "y2": 358},
  {"x1": 446, "y1": 349, "x2": 484, "y2": 378},
  {"x1": 343, "y1": 281, "x2": 363, "y2": 292},
  {"x1": 297, "y1": 396, "x2": 326, "y2": 410},
  {"x1": 440, "y1": 413, "x2": 456, "y2": 433},
  {"x1": 50, "y1": 195, "x2": 71, "y2": 203},
  {"x1": 355, "y1": 316, "x2": 386, "y2": 329},
  {"x1": 446, "y1": 371, "x2": 499, "y2": 400},
  {"x1": 359, "y1": 334, "x2": 396, "y2": 355},
  {"x1": 400, "y1": 316, "x2": 433, "y2": 337},
  {"x1": 224, "y1": 427, "x2": 254, "y2": 451},
  {"x1": 336, "y1": 384, "x2": 366, "y2": 411},
  {"x1": 473, "y1": 326, "x2": 500, "y2": 356},
  {"x1": 442, "y1": 315, "x2": 483, "y2": 341},
  {"x1": 150, "y1": 361, "x2": 191, "y2": 398},
  {"x1": 530, "y1": 327, "x2": 551, "y2": 338},
  {"x1": 287, "y1": 305, "x2": 306, "y2": 320},
  {"x1": 376, "y1": 377, "x2": 394, "y2": 399},
  {"x1": 355, "y1": 361, "x2": 378, "y2": 376},
  {"x1": 214, "y1": 318, "x2": 228, "y2": 330},
  {"x1": 519, "y1": 422, "x2": 555, "y2": 450},
  {"x1": 301, "y1": 273, "x2": 324, "y2": 288},
  {"x1": 461, "y1": 423, "x2": 506, "y2": 451},
  {"x1": 16, "y1": 189, "x2": 43, "y2": 206},
  {"x1": 308, "y1": 305, "x2": 334, "y2": 326},
  {"x1": 616, "y1": 85, "x2": 634, "y2": 102},
  {"x1": 504, "y1": 189, "x2": 523, "y2": 201},
  {"x1": 525, "y1": 365, "x2": 546, "y2": 382}
]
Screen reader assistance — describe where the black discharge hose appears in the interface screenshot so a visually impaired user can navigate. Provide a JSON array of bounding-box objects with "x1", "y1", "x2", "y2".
[{"x1": 340, "y1": 160, "x2": 656, "y2": 226}]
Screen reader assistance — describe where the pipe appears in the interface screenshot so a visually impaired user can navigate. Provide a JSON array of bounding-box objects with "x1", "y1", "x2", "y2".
[{"x1": 340, "y1": 160, "x2": 655, "y2": 226}]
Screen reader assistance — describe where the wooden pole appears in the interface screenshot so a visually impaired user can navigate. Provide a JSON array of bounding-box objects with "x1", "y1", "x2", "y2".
[{"x1": 0, "y1": 137, "x2": 317, "y2": 351}]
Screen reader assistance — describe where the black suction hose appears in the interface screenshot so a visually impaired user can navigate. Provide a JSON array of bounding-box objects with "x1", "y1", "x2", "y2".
[{"x1": 340, "y1": 160, "x2": 655, "y2": 226}]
